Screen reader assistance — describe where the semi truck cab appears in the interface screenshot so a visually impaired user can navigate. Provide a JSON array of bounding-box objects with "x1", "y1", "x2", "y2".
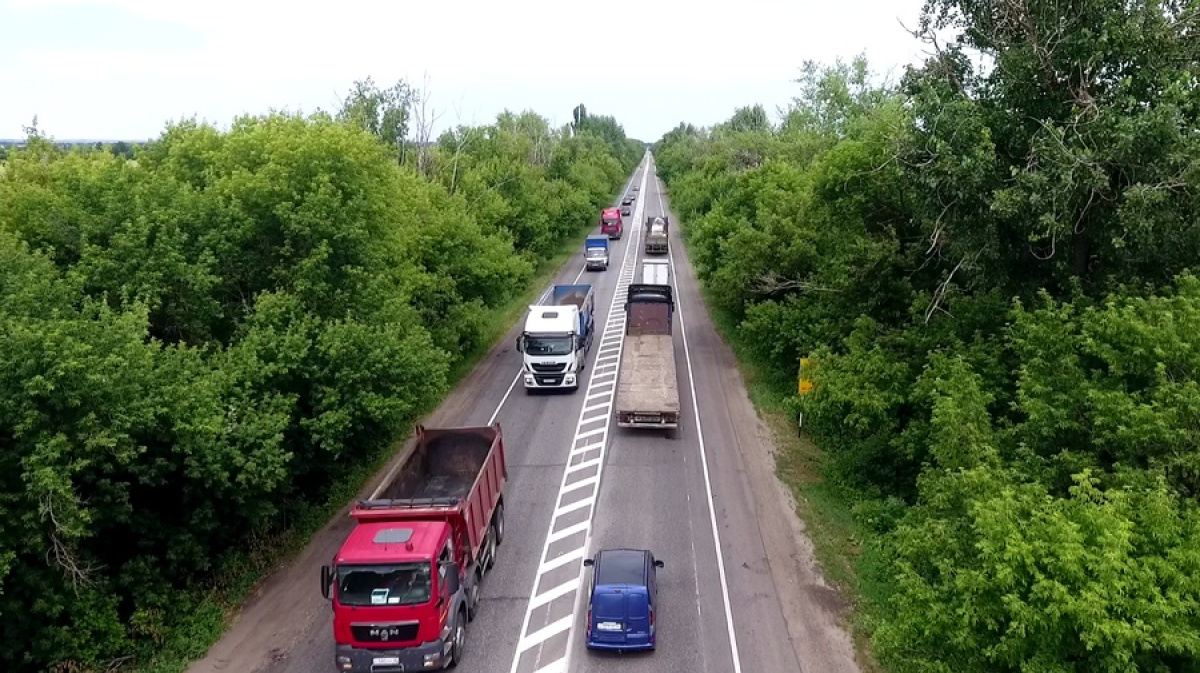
[{"x1": 519, "y1": 306, "x2": 586, "y2": 390}]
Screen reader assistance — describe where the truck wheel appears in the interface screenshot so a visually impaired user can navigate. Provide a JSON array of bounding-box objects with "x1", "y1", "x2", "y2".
[
  {"x1": 493, "y1": 503, "x2": 505, "y2": 545},
  {"x1": 448, "y1": 608, "x2": 467, "y2": 668},
  {"x1": 485, "y1": 526, "x2": 498, "y2": 570}
]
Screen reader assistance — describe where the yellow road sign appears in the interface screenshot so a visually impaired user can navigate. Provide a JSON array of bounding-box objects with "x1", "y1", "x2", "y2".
[{"x1": 798, "y1": 357, "x2": 813, "y2": 395}]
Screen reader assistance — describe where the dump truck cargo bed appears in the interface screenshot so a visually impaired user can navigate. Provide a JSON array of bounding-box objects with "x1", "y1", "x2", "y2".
[{"x1": 615, "y1": 335, "x2": 679, "y2": 428}]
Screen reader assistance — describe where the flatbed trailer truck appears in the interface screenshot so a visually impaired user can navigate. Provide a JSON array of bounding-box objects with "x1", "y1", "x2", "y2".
[
  {"x1": 321, "y1": 424, "x2": 508, "y2": 672},
  {"x1": 614, "y1": 284, "x2": 680, "y2": 435}
]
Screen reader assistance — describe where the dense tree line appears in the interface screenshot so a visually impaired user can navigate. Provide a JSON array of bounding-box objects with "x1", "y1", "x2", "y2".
[
  {"x1": 0, "y1": 83, "x2": 640, "y2": 671},
  {"x1": 655, "y1": 1, "x2": 1200, "y2": 670}
]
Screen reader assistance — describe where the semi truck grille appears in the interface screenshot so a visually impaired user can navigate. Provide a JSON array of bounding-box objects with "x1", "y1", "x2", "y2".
[
  {"x1": 531, "y1": 363, "x2": 567, "y2": 373},
  {"x1": 535, "y1": 375, "x2": 564, "y2": 386},
  {"x1": 351, "y1": 622, "x2": 419, "y2": 643}
]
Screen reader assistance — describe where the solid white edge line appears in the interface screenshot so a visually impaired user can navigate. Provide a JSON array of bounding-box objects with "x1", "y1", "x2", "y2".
[
  {"x1": 659, "y1": 166, "x2": 745, "y2": 673},
  {"x1": 508, "y1": 156, "x2": 651, "y2": 673}
]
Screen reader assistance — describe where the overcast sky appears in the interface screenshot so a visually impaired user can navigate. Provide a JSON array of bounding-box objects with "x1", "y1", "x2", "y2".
[{"x1": 1, "y1": 0, "x2": 932, "y2": 142}]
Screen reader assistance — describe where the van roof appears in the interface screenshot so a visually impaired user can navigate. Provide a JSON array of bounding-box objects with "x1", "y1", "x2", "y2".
[{"x1": 594, "y1": 549, "x2": 649, "y2": 586}]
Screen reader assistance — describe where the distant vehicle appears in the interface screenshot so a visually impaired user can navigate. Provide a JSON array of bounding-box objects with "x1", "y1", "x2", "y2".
[
  {"x1": 585, "y1": 236, "x2": 610, "y2": 271},
  {"x1": 632, "y1": 185, "x2": 640, "y2": 191},
  {"x1": 517, "y1": 284, "x2": 596, "y2": 392},
  {"x1": 321, "y1": 424, "x2": 508, "y2": 672},
  {"x1": 600, "y1": 207, "x2": 623, "y2": 239},
  {"x1": 622, "y1": 195, "x2": 635, "y2": 206},
  {"x1": 583, "y1": 548, "x2": 664, "y2": 651},
  {"x1": 621, "y1": 205, "x2": 631, "y2": 216}
]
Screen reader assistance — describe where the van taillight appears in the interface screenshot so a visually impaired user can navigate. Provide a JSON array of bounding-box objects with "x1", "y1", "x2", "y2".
[
  {"x1": 649, "y1": 608, "x2": 654, "y2": 627},
  {"x1": 586, "y1": 608, "x2": 592, "y2": 629}
]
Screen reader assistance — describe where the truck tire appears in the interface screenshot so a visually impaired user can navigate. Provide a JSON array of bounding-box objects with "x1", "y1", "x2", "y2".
[
  {"x1": 493, "y1": 503, "x2": 505, "y2": 545},
  {"x1": 485, "y1": 526, "x2": 498, "y2": 570},
  {"x1": 447, "y1": 608, "x2": 467, "y2": 668}
]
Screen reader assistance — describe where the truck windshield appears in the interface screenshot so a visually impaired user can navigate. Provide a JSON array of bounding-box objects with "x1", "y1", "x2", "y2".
[
  {"x1": 337, "y1": 563, "x2": 432, "y2": 607},
  {"x1": 524, "y1": 336, "x2": 573, "y2": 356},
  {"x1": 586, "y1": 249, "x2": 606, "y2": 257},
  {"x1": 603, "y1": 218, "x2": 619, "y2": 225}
]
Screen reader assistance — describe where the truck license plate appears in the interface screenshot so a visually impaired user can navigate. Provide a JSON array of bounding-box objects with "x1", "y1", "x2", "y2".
[
  {"x1": 597, "y1": 621, "x2": 622, "y2": 631},
  {"x1": 373, "y1": 657, "x2": 401, "y2": 666},
  {"x1": 635, "y1": 415, "x2": 659, "y2": 423}
]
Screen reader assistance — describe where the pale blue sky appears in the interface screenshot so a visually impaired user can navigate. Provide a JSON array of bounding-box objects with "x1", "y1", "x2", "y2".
[{"x1": 1, "y1": 0, "x2": 932, "y2": 142}]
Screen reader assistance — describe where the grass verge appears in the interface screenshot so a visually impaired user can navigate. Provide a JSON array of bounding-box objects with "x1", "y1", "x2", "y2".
[
  {"x1": 679, "y1": 235, "x2": 889, "y2": 673},
  {"x1": 126, "y1": 199, "x2": 620, "y2": 673}
]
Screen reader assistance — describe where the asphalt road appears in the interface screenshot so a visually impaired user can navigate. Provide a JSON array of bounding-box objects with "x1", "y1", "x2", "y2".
[{"x1": 185, "y1": 154, "x2": 859, "y2": 673}]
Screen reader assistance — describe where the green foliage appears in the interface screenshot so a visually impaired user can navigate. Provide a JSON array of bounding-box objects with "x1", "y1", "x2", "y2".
[
  {"x1": 658, "y1": 2, "x2": 1200, "y2": 667},
  {"x1": 0, "y1": 90, "x2": 638, "y2": 672}
]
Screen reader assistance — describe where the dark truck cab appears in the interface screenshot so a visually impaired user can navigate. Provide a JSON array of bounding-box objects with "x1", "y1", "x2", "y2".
[{"x1": 322, "y1": 425, "x2": 508, "y2": 672}]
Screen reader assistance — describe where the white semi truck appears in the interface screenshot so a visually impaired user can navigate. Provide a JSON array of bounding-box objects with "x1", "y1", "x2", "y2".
[{"x1": 517, "y1": 284, "x2": 596, "y2": 393}]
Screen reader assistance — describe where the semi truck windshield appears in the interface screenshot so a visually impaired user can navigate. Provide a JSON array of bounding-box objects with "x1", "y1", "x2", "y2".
[
  {"x1": 524, "y1": 336, "x2": 573, "y2": 356},
  {"x1": 337, "y1": 563, "x2": 432, "y2": 606}
]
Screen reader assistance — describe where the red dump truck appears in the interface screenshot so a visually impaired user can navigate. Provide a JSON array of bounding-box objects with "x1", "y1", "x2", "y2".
[{"x1": 321, "y1": 424, "x2": 508, "y2": 672}]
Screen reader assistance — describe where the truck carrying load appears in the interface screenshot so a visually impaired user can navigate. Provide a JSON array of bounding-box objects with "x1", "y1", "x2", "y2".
[
  {"x1": 517, "y1": 284, "x2": 596, "y2": 392},
  {"x1": 585, "y1": 236, "x2": 610, "y2": 271},
  {"x1": 321, "y1": 424, "x2": 508, "y2": 672},
  {"x1": 614, "y1": 284, "x2": 680, "y2": 434},
  {"x1": 644, "y1": 216, "x2": 669, "y2": 255}
]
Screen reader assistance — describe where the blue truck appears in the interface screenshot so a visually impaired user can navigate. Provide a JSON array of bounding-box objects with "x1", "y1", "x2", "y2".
[
  {"x1": 585, "y1": 236, "x2": 610, "y2": 271},
  {"x1": 517, "y1": 284, "x2": 596, "y2": 392}
]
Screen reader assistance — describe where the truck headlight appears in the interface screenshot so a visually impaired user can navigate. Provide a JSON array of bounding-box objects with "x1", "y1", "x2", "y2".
[
  {"x1": 565, "y1": 374, "x2": 576, "y2": 385},
  {"x1": 524, "y1": 375, "x2": 534, "y2": 385}
]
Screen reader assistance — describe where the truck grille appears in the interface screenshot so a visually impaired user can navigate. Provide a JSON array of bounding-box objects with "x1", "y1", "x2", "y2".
[
  {"x1": 351, "y1": 622, "x2": 419, "y2": 643},
  {"x1": 535, "y1": 375, "x2": 565, "y2": 386},
  {"x1": 531, "y1": 363, "x2": 566, "y2": 373}
]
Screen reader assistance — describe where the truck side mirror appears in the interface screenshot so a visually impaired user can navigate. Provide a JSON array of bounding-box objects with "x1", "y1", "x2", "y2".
[
  {"x1": 515, "y1": 336, "x2": 525, "y2": 353},
  {"x1": 654, "y1": 560, "x2": 664, "y2": 568},
  {"x1": 582, "y1": 558, "x2": 594, "y2": 567},
  {"x1": 441, "y1": 562, "x2": 461, "y2": 595},
  {"x1": 320, "y1": 565, "x2": 334, "y2": 600}
]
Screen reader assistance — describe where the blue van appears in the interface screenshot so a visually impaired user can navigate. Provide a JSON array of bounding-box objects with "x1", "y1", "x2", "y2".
[{"x1": 582, "y1": 548, "x2": 664, "y2": 651}]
